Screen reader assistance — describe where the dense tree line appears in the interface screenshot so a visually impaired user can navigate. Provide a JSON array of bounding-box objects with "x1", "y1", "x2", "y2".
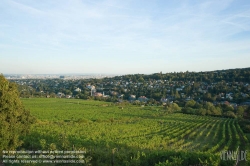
[
  {"x1": 181, "y1": 100, "x2": 245, "y2": 117},
  {"x1": 113, "y1": 68, "x2": 250, "y2": 82}
]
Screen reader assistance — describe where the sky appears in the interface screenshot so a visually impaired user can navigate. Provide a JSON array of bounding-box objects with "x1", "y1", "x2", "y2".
[{"x1": 0, "y1": 0, "x2": 250, "y2": 75}]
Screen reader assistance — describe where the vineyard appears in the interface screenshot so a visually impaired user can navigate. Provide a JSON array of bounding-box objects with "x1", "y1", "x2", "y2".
[{"x1": 18, "y1": 98, "x2": 250, "y2": 166}]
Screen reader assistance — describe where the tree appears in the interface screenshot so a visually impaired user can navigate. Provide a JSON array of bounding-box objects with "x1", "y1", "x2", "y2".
[
  {"x1": 171, "y1": 103, "x2": 180, "y2": 111},
  {"x1": 236, "y1": 106, "x2": 245, "y2": 118},
  {"x1": 221, "y1": 104, "x2": 234, "y2": 113},
  {"x1": 174, "y1": 90, "x2": 180, "y2": 99},
  {"x1": 63, "y1": 89, "x2": 72, "y2": 95},
  {"x1": 138, "y1": 76, "x2": 144, "y2": 82},
  {"x1": 203, "y1": 93, "x2": 214, "y2": 102},
  {"x1": 223, "y1": 111, "x2": 236, "y2": 118},
  {"x1": 0, "y1": 74, "x2": 34, "y2": 151},
  {"x1": 185, "y1": 100, "x2": 196, "y2": 108}
]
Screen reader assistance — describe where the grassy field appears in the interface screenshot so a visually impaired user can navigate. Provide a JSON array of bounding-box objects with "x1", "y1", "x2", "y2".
[{"x1": 18, "y1": 98, "x2": 249, "y2": 166}]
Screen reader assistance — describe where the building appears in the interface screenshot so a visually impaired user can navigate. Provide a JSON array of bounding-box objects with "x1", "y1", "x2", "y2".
[
  {"x1": 57, "y1": 92, "x2": 65, "y2": 98},
  {"x1": 138, "y1": 96, "x2": 148, "y2": 102},
  {"x1": 129, "y1": 95, "x2": 136, "y2": 100},
  {"x1": 66, "y1": 95, "x2": 72, "y2": 99},
  {"x1": 87, "y1": 85, "x2": 95, "y2": 90},
  {"x1": 161, "y1": 98, "x2": 168, "y2": 103},
  {"x1": 74, "y1": 88, "x2": 81, "y2": 92},
  {"x1": 102, "y1": 91, "x2": 109, "y2": 98},
  {"x1": 91, "y1": 88, "x2": 96, "y2": 96},
  {"x1": 94, "y1": 92, "x2": 103, "y2": 97}
]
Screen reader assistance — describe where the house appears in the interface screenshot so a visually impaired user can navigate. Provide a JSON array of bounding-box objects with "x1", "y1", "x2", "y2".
[
  {"x1": 129, "y1": 95, "x2": 136, "y2": 100},
  {"x1": 86, "y1": 85, "x2": 95, "y2": 90},
  {"x1": 74, "y1": 88, "x2": 81, "y2": 92},
  {"x1": 181, "y1": 93, "x2": 185, "y2": 98},
  {"x1": 118, "y1": 94, "x2": 124, "y2": 98},
  {"x1": 185, "y1": 96, "x2": 192, "y2": 101},
  {"x1": 66, "y1": 95, "x2": 71, "y2": 99},
  {"x1": 102, "y1": 92, "x2": 109, "y2": 98},
  {"x1": 57, "y1": 92, "x2": 65, "y2": 98},
  {"x1": 161, "y1": 98, "x2": 168, "y2": 103},
  {"x1": 226, "y1": 94, "x2": 233, "y2": 100},
  {"x1": 111, "y1": 91, "x2": 118, "y2": 96},
  {"x1": 94, "y1": 92, "x2": 103, "y2": 97},
  {"x1": 176, "y1": 88, "x2": 183, "y2": 91},
  {"x1": 91, "y1": 88, "x2": 96, "y2": 96},
  {"x1": 138, "y1": 96, "x2": 148, "y2": 102},
  {"x1": 241, "y1": 93, "x2": 249, "y2": 98}
]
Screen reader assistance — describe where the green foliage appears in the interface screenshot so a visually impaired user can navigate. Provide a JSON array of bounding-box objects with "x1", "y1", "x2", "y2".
[
  {"x1": 0, "y1": 74, "x2": 34, "y2": 151},
  {"x1": 164, "y1": 103, "x2": 181, "y2": 113},
  {"x1": 185, "y1": 100, "x2": 196, "y2": 108},
  {"x1": 223, "y1": 111, "x2": 236, "y2": 118},
  {"x1": 182, "y1": 101, "x2": 233, "y2": 117},
  {"x1": 236, "y1": 106, "x2": 246, "y2": 118}
]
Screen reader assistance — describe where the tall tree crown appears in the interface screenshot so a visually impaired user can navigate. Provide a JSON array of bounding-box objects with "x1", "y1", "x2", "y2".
[{"x1": 0, "y1": 74, "x2": 34, "y2": 151}]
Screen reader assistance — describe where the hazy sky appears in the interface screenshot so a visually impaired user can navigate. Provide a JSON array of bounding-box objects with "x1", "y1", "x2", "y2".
[{"x1": 0, "y1": 0, "x2": 250, "y2": 74}]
